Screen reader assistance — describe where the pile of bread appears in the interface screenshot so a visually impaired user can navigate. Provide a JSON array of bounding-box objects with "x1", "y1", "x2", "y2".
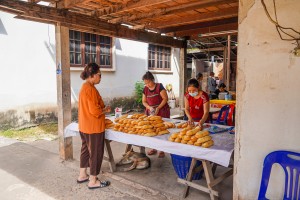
[
  {"x1": 168, "y1": 125, "x2": 214, "y2": 148},
  {"x1": 111, "y1": 113, "x2": 175, "y2": 137},
  {"x1": 105, "y1": 118, "x2": 114, "y2": 129}
]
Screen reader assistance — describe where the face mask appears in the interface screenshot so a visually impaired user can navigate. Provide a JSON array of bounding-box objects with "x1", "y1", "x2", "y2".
[{"x1": 189, "y1": 91, "x2": 198, "y2": 97}]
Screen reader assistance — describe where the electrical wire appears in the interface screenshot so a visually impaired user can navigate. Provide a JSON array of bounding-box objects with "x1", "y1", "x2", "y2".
[{"x1": 261, "y1": 0, "x2": 300, "y2": 46}]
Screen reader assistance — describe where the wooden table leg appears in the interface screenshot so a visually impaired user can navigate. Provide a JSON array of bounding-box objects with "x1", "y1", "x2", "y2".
[
  {"x1": 139, "y1": 146, "x2": 146, "y2": 154},
  {"x1": 124, "y1": 144, "x2": 133, "y2": 153},
  {"x1": 104, "y1": 139, "x2": 116, "y2": 172},
  {"x1": 202, "y1": 160, "x2": 218, "y2": 200},
  {"x1": 182, "y1": 158, "x2": 197, "y2": 198}
]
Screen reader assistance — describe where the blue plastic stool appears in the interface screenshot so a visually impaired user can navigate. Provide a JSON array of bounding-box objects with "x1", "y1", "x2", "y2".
[
  {"x1": 258, "y1": 150, "x2": 300, "y2": 200},
  {"x1": 171, "y1": 154, "x2": 203, "y2": 180}
]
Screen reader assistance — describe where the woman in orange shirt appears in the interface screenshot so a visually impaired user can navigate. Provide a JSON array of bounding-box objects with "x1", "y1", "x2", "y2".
[{"x1": 77, "y1": 63, "x2": 111, "y2": 189}]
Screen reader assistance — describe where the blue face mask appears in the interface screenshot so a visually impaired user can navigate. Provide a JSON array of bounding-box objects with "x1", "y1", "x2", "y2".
[{"x1": 189, "y1": 91, "x2": 198, "y2": 97}]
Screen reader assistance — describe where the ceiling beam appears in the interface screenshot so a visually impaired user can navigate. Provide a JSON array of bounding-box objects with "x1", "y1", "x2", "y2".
[
  {"x1": 109, "y1": 0, "x2": 237, "y2": 24},
  {"x1": 160, "y1": 17, "x2": 238, "y2": 33},
  {"x1": 172, "y1": 23, "x2": 238, "y2": 37},
  {"x1": 63, "y1": 0, "x2": 91, "y2": 8},
  {"x1": 189, "y1": 29, "x2": 238, "y2": 39},
  {"x1": 149, "y1": 6, "x2": 238, "y2": 29},
  {"x1": 0, "y1": 0, "x2": 184, "y2": 48},
  {"x1": 98, "y1": 0, "x2": 172, "y2": 16},
  {"x1": 174, "y1": 23, "x2": 238, "y2": 37}
]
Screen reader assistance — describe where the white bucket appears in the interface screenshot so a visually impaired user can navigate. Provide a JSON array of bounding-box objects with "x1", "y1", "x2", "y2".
[{"x1": 168, "y1": 100, "x2": 176, "y2": 109}]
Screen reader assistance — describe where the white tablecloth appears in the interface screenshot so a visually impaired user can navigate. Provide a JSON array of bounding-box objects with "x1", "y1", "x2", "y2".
[{"x1": 64, "y1": 118, "x2": 234, "y2": 167}]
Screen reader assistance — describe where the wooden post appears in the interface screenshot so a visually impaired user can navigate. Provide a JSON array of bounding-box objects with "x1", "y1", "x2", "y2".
[
  {"x1": 55, "y1": 24, "x2": 73, "y2": 160},
  {"x1": 179, "y1": 41, "x2": 188, "y2": 115},
  {"x1": 226, "y1": 35, "x2": 231, "y2": 89}
]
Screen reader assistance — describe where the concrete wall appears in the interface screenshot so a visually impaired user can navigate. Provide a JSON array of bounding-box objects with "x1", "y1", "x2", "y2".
[
  {"x1": 0, "y1": 12, "x2": 180, "y2": 120},
  {"x1": 234, "y1": 0, "x2": 300, "y2": 199}
]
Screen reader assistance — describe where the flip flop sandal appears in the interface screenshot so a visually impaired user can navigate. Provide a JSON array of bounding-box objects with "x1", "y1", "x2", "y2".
[
  {"x1": 147, "y1": 149, "x2": 157, "y2": 155},
  {"x1": 76, "y1": 176, "x2": 89, "y2": 184},
  {"x1": 88, "y1": 180, "x2": 110, "y2": 190}
]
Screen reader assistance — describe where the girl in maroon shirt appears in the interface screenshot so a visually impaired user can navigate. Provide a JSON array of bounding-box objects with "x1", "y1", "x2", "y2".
[
  {"x1": 185, "y1": 78, "x2": 210, "y2": 129},
  {"x1": 142, "y1": 71, "x2": 170, "y2": 157}
]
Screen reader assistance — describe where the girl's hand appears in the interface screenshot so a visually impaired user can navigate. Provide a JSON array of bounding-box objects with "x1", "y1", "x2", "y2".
[
  {"x1": 154, "y1": 107, "x2": 160, "y2": 116},
  {"x1": 198, "y1": 123, "x2": 203, "y2": 131},
  {"x1": 187, "y1": 118, "x2": 194, "y2": 125}
]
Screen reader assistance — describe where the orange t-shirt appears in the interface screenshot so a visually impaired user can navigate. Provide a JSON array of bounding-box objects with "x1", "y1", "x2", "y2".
[{"x1": 78, "y1": 82, "x2": 105, "y2": 134}]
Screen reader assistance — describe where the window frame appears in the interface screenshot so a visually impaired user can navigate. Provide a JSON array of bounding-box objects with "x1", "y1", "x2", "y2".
[
  {"x1": 69, "y1": 30, "x2": 112, "y2": 68},
  {"x1": 148, "y1": 44, "x2": 171, "y2": 71}
]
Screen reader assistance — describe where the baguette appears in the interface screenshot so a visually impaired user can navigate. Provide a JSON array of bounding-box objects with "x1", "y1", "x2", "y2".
[
  {"x1": 195, "y1": 130, "x2": 210, "y2": 139},
  {"x1": 197, "y1": 135, "x2": 212, "y2": 144},
  {"x1": 158, "y1": 130, "x2": 170, "y2": 135},
  {"x1": 144, "y1": 132, "x2": 157, "y2": 137},
  {"x1": 202, "y1": 140, "x2": 214, "y2": 148}
]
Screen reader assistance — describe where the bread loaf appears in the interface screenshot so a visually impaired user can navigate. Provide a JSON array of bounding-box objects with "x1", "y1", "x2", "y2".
[
  {"x1": 195, "y1": 130, "x2": 210, "y2": 139},
  {"x1": 202, "y1": 140, "x2": 214, "y2": 148},
  {"x1": 197, "y1": 135, "x2": 212, "y2": 144}
]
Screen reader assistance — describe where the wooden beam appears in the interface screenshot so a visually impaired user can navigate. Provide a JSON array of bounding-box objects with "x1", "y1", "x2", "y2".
[
  {"x1": 0, "y1": 0, "x2": 184, "y2": 48},
  {"x1": 149, "y1": 6, "x2": 238, "y2": 29},
  {"x1": 175, "y1": 23, "x2": 238, "y2": 37},
  {"x1": 226, "y1": 34, "x2": 231, "y2": 89},
  {"x1": 160, "y1": 17, "x2": 238, "y2": 33},
  {"x1": 64, "y1": 0, "x2": 91, "y2": 8},
  {"x1": 109, "y1": 0, "x2": 237, "y2": 24},
  {"x1": 98, "y1": 0, "x2": 172, "y2": 16},
  {"x1": 55, "y1": 25, "x2": 73, "y2": 160},
  {"x1": 179, "y1": 40, "x2": 188, "y2": 116}
]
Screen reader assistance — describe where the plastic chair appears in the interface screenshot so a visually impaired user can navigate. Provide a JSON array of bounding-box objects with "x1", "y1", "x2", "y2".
[
  {"x1": 258, "y1": 150, "x2": 300, "y2": 200},
  {"x1": 212, "y1": 105, "x2": 230, "y2": 125}
]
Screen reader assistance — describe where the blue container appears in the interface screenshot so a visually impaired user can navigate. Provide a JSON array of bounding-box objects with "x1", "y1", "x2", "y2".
[{"x1": 170, "y1": 154, "x2": 203, "y2": 180}]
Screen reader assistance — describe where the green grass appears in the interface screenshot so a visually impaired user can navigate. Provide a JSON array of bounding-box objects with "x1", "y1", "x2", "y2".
[{"x1": 0, "y1": 123, "x2": 58, "y2": 141}]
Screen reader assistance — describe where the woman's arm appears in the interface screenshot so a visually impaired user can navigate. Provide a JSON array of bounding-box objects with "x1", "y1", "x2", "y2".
[
  {"x1": 198, "y1": 101, "x2": 210, "y2": 127},
  {"x1": 184, "y1": 96, "x2": 194, "y2": 124},
  {"x1": 154, "y1": 89, "x2": 168, "y2": 115},
  {"x1": 142, "y1": 94, "x2": 152, "y2": 110}
]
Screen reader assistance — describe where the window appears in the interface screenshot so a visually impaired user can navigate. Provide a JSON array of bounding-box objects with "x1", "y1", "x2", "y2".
[
  {"x1": 148, "y1": 44, "x2": 171, "y2": 70},
  {"x1": 69, "y1": 30, "x2": 112, "y2": 68}
]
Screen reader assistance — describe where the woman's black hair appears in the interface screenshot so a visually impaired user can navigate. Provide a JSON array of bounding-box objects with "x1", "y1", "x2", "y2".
[
  {"x1": 142, "y1": 71, "x2": 155, "y2": 81},
  {"x1": 219, "y1": 83, "x2": 226, "y2": 88},
  {"x1": 196, "y1": 72, "x2": 203, "y2": 80},
  {"x1": 187, "y1": 78, "x2": 200, "y2": 89},
  {"x1": 80, "y1": 63, "x2": 100, "y2": 80}
]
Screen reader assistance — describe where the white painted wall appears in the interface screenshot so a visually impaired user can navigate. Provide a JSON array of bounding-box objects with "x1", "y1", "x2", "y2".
[
  {"x1": 0, "y1": 12, "x2": 57, "y2": 111},
  {"x1": 234, "y1": 0, "x2": 300, "y2": 199},
  {"x1": 0, "y1": 12, "x2": 180, "y2": 111}
]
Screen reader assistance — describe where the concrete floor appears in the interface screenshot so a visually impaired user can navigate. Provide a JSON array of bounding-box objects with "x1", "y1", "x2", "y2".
[{"x1": 0, "y1": 131, "x2": 233, "y2": 200}]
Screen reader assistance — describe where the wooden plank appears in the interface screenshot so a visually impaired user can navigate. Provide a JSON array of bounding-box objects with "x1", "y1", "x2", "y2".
[
  {"x1": 104, "y1": 139, "x2": 116, "y2": 172},
  {"x1": 64, "y1": 0, "x2": 92, "y2": 8},
  {"x1": 149, "y1": 6, "x2": 238, "y2": 28},
  {"x1": 160, "y1": 17, "x2": 238, "y2": 33},
  {"x1": 177, "y1": 178, "x2": 219, "y2": 196},
  {"x1": 97, "y1": 0, "x2": 173, "y2": 16},
  {"x1": 0, "y1": 0, "x2": 184, "y2": 48},
  {"x1": 202, "y1": 160, "x2": 218, "y2": 200},
  {"x1": 55, "y1": 25, "x2": 73, "y2": 160},
  {"x1": 179, "y1": 41, "x2": 187, "y2": 115},
  {"x1": 176, "y1": 23, "x2": 238, "y2": 37},
  {"x1": 108, "y1": 0, "x2": 237, "y2": 24},
  {"x1": 209, "y1": 169, "x2": 233, "y2": 187},
  {"x1": 226, "y1": 35, "x2": 231, "y2": 89},
  {"x1": 183, "y1": 158, "x2": 197, "y2": 198}
]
